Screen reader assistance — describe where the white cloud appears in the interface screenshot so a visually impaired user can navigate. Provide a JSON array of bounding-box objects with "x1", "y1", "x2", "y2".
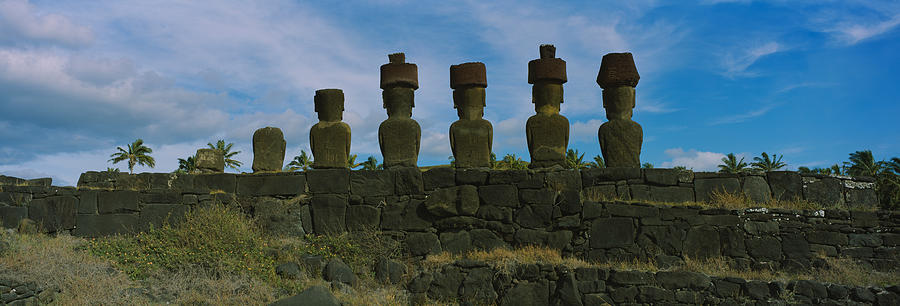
[
  {"x1": 709, "y1": 104, "x2": 775, "y2": 125},
  {"x1": 570, "y1": 119, "x2": 603, "y2": 144},
  {"x1": 827, "y1": 14, "x2": 900, "y2": 45},
  {"x1": 720, "y1": 41, "x2": 781, "y2": 77},
  {"x1": 0, "y1": 0, "x2": 93, "y2": 47},
  {"x1": 659, "y1": 148, "x2": 730, "y2": 171}
]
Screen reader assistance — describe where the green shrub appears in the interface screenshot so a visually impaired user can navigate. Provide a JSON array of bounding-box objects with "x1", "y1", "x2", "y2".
[{"x1": 86, "y1": 202, "x2": 276, "y2": 281}]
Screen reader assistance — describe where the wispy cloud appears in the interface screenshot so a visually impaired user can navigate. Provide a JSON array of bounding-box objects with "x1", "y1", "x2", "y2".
[
  {"x1": 720, "y1": 41, "x2": 781, "y2": 77},
  {"x1": 775, "y1": 82, "x2": 837, "y2": 94},
  {"x1": 709, "y1": 104, "x2": 775, "y2": 125},
  {"x1": 827, "y1": 14, "x2": 900, "y2": 45},
  {"x1": 0, "y1": 0, "x2": 93, "y2": 47}
]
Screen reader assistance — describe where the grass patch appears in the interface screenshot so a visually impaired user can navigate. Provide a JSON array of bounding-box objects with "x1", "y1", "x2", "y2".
[{"x1": 86, "y1": 202, "x2": 277, "y2": 281}]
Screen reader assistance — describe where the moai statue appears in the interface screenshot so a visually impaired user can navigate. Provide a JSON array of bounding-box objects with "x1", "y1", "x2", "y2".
[
  {"x1": 526, "y1": 44, "x2": 569, "y2": 168},
  {"x1": 378, "y1": 53, "x2": 421, "y2": 169},
  {"x1": 596, "y1": 53, "x2": 642, "y2": 168},
  {"x1": 195, "y1": 148, "x2": 224, "y2": 173},
  {"x1": 310, "y1": 89, "x2": 351, "y2": 169},
  {"x1": 449, "y1": 62, "x2": 493, "y2": 168},
  {"x1": 252, "y1": 127, "x2": 286, "y2": 172}
]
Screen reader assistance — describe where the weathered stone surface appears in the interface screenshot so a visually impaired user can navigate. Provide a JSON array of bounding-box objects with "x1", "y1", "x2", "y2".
[
  {"x1": 346, "y1": 205, "x2": 380, "y2": 231},
  {"x1": 499, "y1": 280, "x2": 549, "y2": 306},
  {"x1": 307, "y1": 169, "x2": 349, "y2": 194},
  {"x1": 596, "y1": 52, "x2": 640, "y2": 89},
  {"x1": 375, "y1": 258, "x2": 406, "y2": 284},
  {"x1": 476, "y1": 205, "x2": 512, "y2": 222},
  {"x1": 236, "y1": 173, "x2": 305, "y2": 196},
  {"x1": 406, "y1": 232, "x2": 441, "y2": 256},
  {"x1": 807, "y1": 231, "x2": 848, "y2": 245},
  {"x1": 254, "y1": 199, "x2": 305, "y2": 236},
  {"x1": 140, "y1": 204, "x2": 187, "y2": 228},
  {"x1": 488, "y1": 170, "x2": 528, "y2": 185},
  {"x1": 428, "y1": 265, "x2": 464, "y2": 300},
  {"x1": 391, "y1": 167, "x2": 424, "y2": 195},
  {"x1": 195, "y1": 148, "x2": 224, "y2": 173},
  {"x1": 768, "y1": 171, "x2": 803, "y2": 201},
  {"x1": 275, "y1": 262, "x2": 302, "y2": 280},
  {"x1": 440, "y1": 231, "x2": 472, "y2": 254},
  {"x1": 781, "y1": 233, "x2": 810, "y2": 258},
  {"x1": 519, "y1": 189, "x2": 556, "y2": 205},
  {"x1": 846, "y1": 188, "x2": 878, "y2": 208},
  {"x1": 747, "y1": 237, "x2": 782, "y2": 260},
  {"x1": 598, "y1": 116, "x2": 642, "y2": 168},
  {"x1": 742, "y1": 176, "x2": 771, "y2": 203},
  {"x1": 348, "y1": 170, "x2": 392, "y2": 196},
  {"x1": 311, "y1": 195, "x2": 347, "y2": 234},
  {"x1": 97, "y1": 191, "x2": 139, "y2": 214},
  {"x1": 583, "y1": 185, "x2": 617, "y2": 202},
  {"x1": 425, "y1": 185, "x2": 479, "y2": 217},
  {"x1": 655, "y1": 271, "x2": 710, "y2": 290},
  {"x1": 555, "y1": 268, "x2": 583, "y2": 306},
  {"x1": 694, "y1": 177, "x2": 741, "y2": 202},
  {"x1": 649, "y1": 186, "x2": 694, "y2": 203},
  {"x1": 644, "y1": 169, "x2": 679, "y2": 186},
  {"x1": 639, "y1": 286, "x2": 674, "y2": 303},
  {"x1": 793, "y1": 280, "x2": 827, "y2": 299},
  {"x1": 324, "y1": 258, "x2": 357, "y2": 286},
  {"x1": 0, "y1": 206, "x2": 27, "y2": 229},
  {"x1": 423, "y1": 167, "x2": 455, "y2": 190},
  {"x1": 269, "y1": 285, "x2": 339, "y2": 306},
  {"x1": 471, "y1": 229, "x2": 508, "y2": 250},
  {"x1": 456, "y1": 169, "x2": 489, "y2": 185},
  {"x1": 28, "y1": 196, "x2": 77, "y2": 231},
  {"x1": 515, "y1": 205, "x2": 552, "y2": 229},
  {"x1": 803, "y1": 177, "x2": 844, "y2": 206},
  {"x1": 515, "y1": 229, "x2": 549, "y2": 246},
  {"x1": 72, "y1": 214, "x2": 139, "y2": 237},
  {"x1": 684, "y1": 226, "x2": 720, "y2": 259},
  {"x1": 478, "y1": 184, "x2": 518, "y2": 207},
  {"x1": 590, "y1": 217, "x2": 634, "y2": 248},
  {"x1": 745, "y1": 280, "x2": 771, "y2": 299},
  {"x1": 193, "y1": 174, "x2": 236, "y2": 193},
  {"x1": 310, "y1": 89, "x2": 351, "y2": 169},
  {"x1": 582, "y1": 168, "x2": 642, "y2": 185},
  {"x1": 606, "y1": 203, "x2": 658, "y2": 218},
  {"x1": 610, "y1": 271, "x2": 650, "y2": 285},
  {"x1": 251, "y1": 127, "x2": 286, "y2": 173}
]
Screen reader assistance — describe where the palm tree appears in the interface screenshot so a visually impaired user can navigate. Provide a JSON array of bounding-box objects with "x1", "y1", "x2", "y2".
[
  {"x1": 673, "y1": 166, "x2": 688, "y2": 171},
  {"x1": 347, "y1": 154, "x2": 363, "y2": 169},
  {"x1": 589, "y1": 155, "x2": 605, "y2": 168},
  {"x1": 641, "y1": 162, "x2": 654, "y2": 169},
  {"x1": 176, "y1": 155, "x2": 198, "y2": 174},
  {"x1": 360, "y1": 156, "x2": 383, "y2": 170},
  {"x1": 565, "y1": 149, "x2": 589, "y2": 169},
  {"x1": 105, "y1": 167, "x2": 120, "y2": 173},
  {"x1": 489, "y1": 152, "x2": 498, "y2": 169},
  {"x1": 498, "y1": 154, "x2": 528, "y2": 170},
  {"x1": 751, "y1": 152, "x2": 786, "y2": 172},
  {"x1": 208, "y1": 140, "x2": 242, "y2": 171},
  {"x1": 844, "y1": 150, "x2": 883, "y2": 177},
  {"x1": 109, "y1": 139, "x2": 156, "y2": 174},
  {"x1": 718, "y1": 153, "x2": 748, "y2": 174},
  {"x1": 284, "y1": 150, "x2": 312, "y2": 172}
]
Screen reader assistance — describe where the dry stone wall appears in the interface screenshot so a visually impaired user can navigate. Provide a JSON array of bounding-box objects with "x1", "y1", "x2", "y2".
[
  {"x1": 405, "y1": 260, "x2": 900, "y2": 305},
  {"x1": 0, "y1": 169, "x2": 894, "y2": 272}
]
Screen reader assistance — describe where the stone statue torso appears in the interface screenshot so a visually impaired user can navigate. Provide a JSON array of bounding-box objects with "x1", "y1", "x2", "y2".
[
  {"x1": 310, "y1": 121, "x2": 351, "y2": 168},
  {"x1": 598, "y1": 119, "x2": 642, "y2": 168},
  {"x1": 526, "y1": 113, "x2": 569, "y2": 167},
  {"x1": 379, "y1": 118, "x2": 421, "y2": 168},
  {"x1": 450, "y1": 119, "x2": 492, "y2": 168}
]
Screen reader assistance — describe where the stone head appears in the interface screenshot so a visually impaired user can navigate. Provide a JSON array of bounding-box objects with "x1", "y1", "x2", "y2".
[
  {"x1": 380, "y1": 52, "x2": 419, "y2": 90},
  {"x1": 314, "y1": 89, "x2": 344, "y2": 121},
  {"x1": 602, "y1": 87, "x2": 635, "y2": 120},
  {"x1": 596, "y1": 52, "x2": 640, "y2": 89},
  {"x1": 383, "y1": 87, "x2": 414, "y2": 118}
]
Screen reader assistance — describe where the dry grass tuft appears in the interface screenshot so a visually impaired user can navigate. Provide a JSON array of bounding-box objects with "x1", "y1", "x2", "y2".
[{"x1": 0, "y1": 231, "x2": 149, "y2": 305}]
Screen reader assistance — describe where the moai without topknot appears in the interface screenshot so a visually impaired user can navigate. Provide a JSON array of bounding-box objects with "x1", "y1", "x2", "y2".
[
  {"x1": 310, "y1": 89, "x2": 351, "y2": 169},
  {"x1": 526, "y1": 44, "x2": 569, "y2": 168},
  {"x1": 196, "y1": 148, "x2": 224, "y2": 173},
  {"x1": 449, "y1": 62, "x2": 493, "y2": 168},
  {"x1": 379, "y1": 53, "x2": 421, "y2": 169},
  {"x1": 251, "y1": 127, "x2": 286, "y2": 172},
  {"x1": 597, "y1": 53, "x2": 643, "y2": 168}
]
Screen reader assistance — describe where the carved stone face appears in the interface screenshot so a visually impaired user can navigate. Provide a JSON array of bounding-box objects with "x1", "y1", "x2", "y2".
[
  {"x1": 602, "y1": 87, "x2": 635, "y2": 120},
  {"x1": 453, "y1": 87, "x2": 485, "y2": 119},
  {"x1": 315, "y1": 89, "x2": 345, "y2": 122},
  {"x1": 383, "y1": 87, "x2": 414, "y2": 118},
  {"x1": 533, "y1": 83, "x2": 563, "y2": 113}
]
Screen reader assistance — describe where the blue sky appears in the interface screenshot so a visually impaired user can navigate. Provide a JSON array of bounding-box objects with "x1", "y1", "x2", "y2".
[{"x1": 0, "y1": 0, "x2": 898, "y2": 186}]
